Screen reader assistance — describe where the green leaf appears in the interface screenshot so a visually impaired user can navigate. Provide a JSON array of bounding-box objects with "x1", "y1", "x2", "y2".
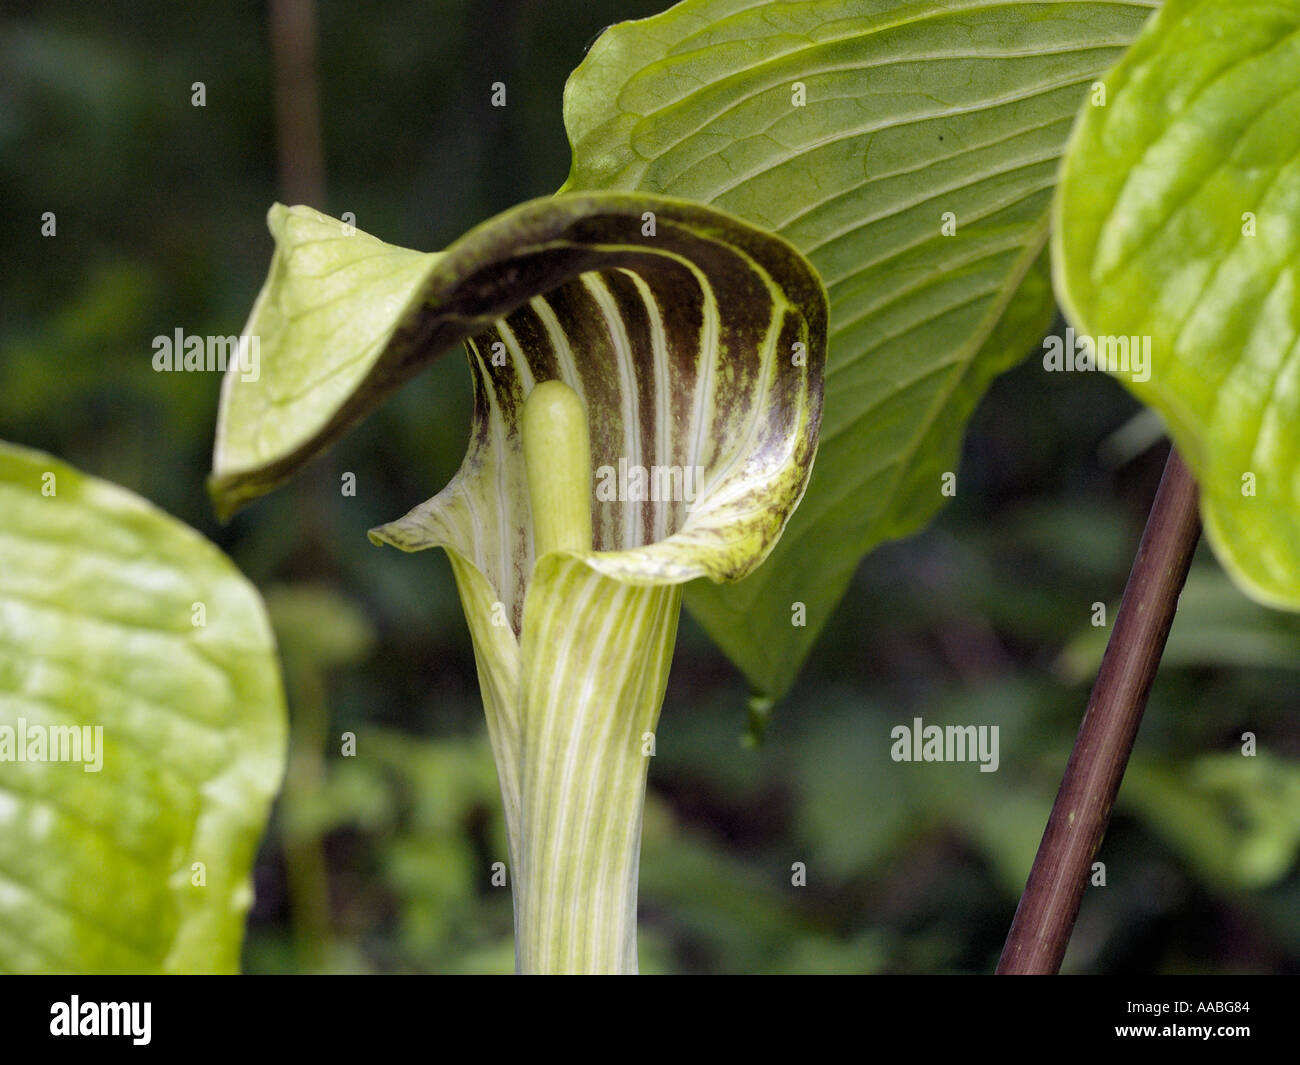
[
  {"x1": 0, "y1": 442, "x2": 286, "y2": 973},
  {"x1": 1122, "y1": 752, "x2": 1300, "y2": 890},
  {"x1": 514, "y1": 557, "x2": 680, "y2": 972},
  {"x1": 1055, "y1": 0, "x2": 1300, "y2": 611},
  {"x1": 210, "y1": 205, "x2": 438, "y2": 520},
  {"x1": 563, "y1": 0, "x2": 1157, "y2": 698}
]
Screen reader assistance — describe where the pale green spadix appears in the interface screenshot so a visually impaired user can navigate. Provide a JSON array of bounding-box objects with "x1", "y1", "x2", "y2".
[
  {"x1": 522, "y1": 381, "x2": 592, "y2": 559},
  {"x1": 210, "y1": 192, "x2": 827, "y2": 972}
]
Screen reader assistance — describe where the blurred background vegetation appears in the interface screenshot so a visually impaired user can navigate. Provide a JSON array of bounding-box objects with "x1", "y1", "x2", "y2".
[{"x1": 3, "y1": 0, "x2": 1298, "y2": 974}]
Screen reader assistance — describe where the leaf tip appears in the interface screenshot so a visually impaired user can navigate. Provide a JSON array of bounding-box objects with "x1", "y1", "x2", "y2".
[{"x1": 206, "y1": 471, "x2": 246, "y2": 525}]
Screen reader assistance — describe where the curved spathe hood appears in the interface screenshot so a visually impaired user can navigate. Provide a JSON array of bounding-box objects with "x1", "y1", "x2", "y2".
[{"x1": 212, "y1": 193, "x2": 826, "y2": 623}]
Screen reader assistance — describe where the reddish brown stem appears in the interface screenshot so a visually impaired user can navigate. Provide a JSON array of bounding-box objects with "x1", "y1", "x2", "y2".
[
  {"x1": 997, "y1": 446, "x2": 1201, "y2": 974},
  {"x1": 270, "y1": 0, "x2": 325, "y2": 208}
]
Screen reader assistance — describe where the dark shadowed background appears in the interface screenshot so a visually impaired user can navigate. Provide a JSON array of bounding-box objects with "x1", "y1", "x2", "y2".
[{"x1": 3, "y1": 0, "x2": 1298, "y2": 973}]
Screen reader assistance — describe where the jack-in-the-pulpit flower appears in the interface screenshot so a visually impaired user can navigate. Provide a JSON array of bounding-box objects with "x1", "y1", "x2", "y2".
[{"x1": 211, "y1": 193, "x2": 827, "y2": 972}]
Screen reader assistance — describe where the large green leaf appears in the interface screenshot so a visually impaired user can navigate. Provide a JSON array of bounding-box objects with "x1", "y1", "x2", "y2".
[
  {"x1": 563, "y1": 0, "x2": 1157, "y2": 697},
  {"x1": 0, "y1": 443, "x2": 286, "y2": 973},
  {"x1": 1055, "y1": 0, "x2": 1300, "y2": 610}
]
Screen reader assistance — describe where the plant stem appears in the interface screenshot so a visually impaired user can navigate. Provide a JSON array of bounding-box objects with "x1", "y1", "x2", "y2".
[
  {"x1": 997, "y1": 446, "x2": 1200, "y2": 975},
  {"x1": 515, "y1": 578, "x2": 680, "y2": 974},
  {"x1": 269, "y1": 0, "x2": 325, "y2": 208},
  {"x1": 280, "y1": 660, "x2": 335, "y2": 972}
]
